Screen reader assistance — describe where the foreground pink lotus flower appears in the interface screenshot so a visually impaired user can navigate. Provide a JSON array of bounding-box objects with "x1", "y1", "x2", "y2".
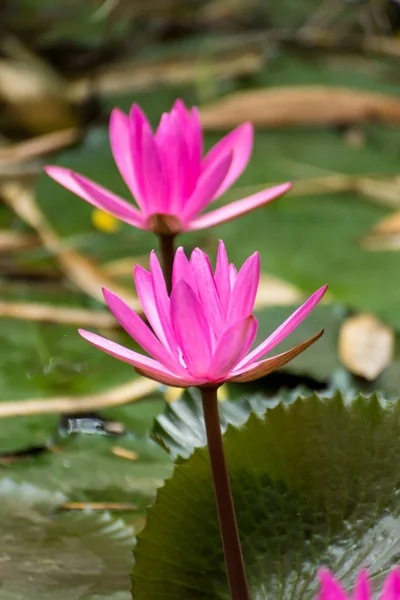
[
  {"x1": 318, "y1": 568, "x2": 400, "y2": 600},
  {"x1": 79, "y1": 241, "x2": 326, "y2": 387},
  {"x1": 45, "y1": 99, "x2": 291, "y2": 235}
]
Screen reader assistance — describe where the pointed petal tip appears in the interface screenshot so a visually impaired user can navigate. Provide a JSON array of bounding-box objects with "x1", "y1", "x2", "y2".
[
  {"x1": 317, "y1": 283, "x2": 329, "y2": 298},
  {"x1": 149, "y1": 249, "x2": 163, "y2": 273},
  {"x1": 78, "y1": 328, "x2": 91, "y2": 339},
  {"x1": 238, "y1": 121, "x2": 254, "y2": 138},
  {"x1": 133, "y1": 263, "x2": 148, "y2": 278},
  {"x1": 133, "y1": 263, "x2": 149, "y2": 286},
  {"x1": 44, "y1": 164, "x2": 67, "y2": 178},
  {"x1": 317, "y1": 567, "x2": 332, "y2": 581},
  {"x1": 229, "y1": 328, "x2": 324, "y2": 383},
  {"x1": 129, "y1": 103, "x2": 147, "y2": 123},
  {"x1": 101, "y1": 286, "x2": 118, "y2": 303},
  {"x1": 246, "y1": 250, "x2": 261, "y2": 270},
  {"x1": 173, "y1": 98, "x2": 191, "y2": 115},
  {"x1": 110, "y1": 106, "x2": 127, "y2": 121}
]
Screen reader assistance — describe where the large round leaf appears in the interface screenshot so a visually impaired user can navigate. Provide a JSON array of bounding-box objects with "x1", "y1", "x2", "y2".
[
  {"x1": 133, "y1": 392, "x2": 400, "y2": 599},
  {"x1": 0, "y1": 480, "x2": 135, "y2": 600}
]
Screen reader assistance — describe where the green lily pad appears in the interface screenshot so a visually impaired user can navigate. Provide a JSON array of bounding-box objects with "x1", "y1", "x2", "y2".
[
  {"x1": 0, "y1": 313, "x2": 172, "y2": 503},
  {"x1": 0, "y1": 479, "x2": 134, "y2": 600},
  {"x1": 0, "y1": 317, "x2": 141, "y2": 402},
  {"x1": 4, "y1": 430, "x2": 172, "y2": 503},
  {"x1": 133, "y1": 391, "x2": 400, "y2": 599},
  {"x1": 153, "y1": 388, "x2": 279, "y2": 461}
]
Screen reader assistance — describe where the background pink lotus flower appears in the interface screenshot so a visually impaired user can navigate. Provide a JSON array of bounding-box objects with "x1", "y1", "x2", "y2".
[
  {"x1": 318, "y1": 568, "x2": 400, "y2": 600},
  {"x1": 79, "y1": 241, "x2": 326, "y2": 388},
  {"x1": 45, "y1": 99, "x2": 291, "y2": 235}
]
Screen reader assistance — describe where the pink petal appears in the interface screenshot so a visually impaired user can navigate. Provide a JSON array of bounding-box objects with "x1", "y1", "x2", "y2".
[
  {"x1": 134, "y1": 364, "x2": 204, "y2": 388},
  {"x1": 172, "y1": 246, "x2": 197, "y2": 293},
  {"x1": 380, "y1": 568, "x2": 400, "y2": 600},
  {"x1": 187, "y1": 107, "x2": 203, "y2": 182},
  {"x1": 171, "y1": 101, "x2": 202, "y2": 194},
  {"x1": 226, "y1": 252, "x2": 260, "y2": 325},
  {"x1": 210, "y1": 316, "x2": 258, "y2": 380},
  {"x1": 190, "y1": 248, "x2": 224, "y2": 340},
  {"x1": 149, "y1": 250, "x2": 180, "y2": 355},
  {"x1": 44, "y1": 166, "x2": 145, "y2": 228},
  {"x1": 353, "y1": 570, "x2": 370, "y2": 600},
  {"x1": 188, "y1": 183, "x2": 291, "y2": 231},
  {"x1": 156, "y1": 112, "x2": 190, "y2": 212},
  {"x1": 229, "y1": 329, "x2": 323, "y2": 383},
  {"x1": 102, "y1": 288, "x2": 183, "y2": 374},
  {"x1": 129, "y1": 104, "x2": 150, "y2": 212},
  {"x1": 236, "y1": 284, "x2": 328, "y2": 370},
  {"x1": 202, "y1": 122, "x2": 253, "y2": 199},
  {"x1": 134, "y1": 265, "x2": 173, "y2": 352},
  {"x1": 181, "y1": 151, "x2": 233, "y2": 223},
  {"x1": 229, "y1": 264, "x2": 237, "y2": 290},
  {"x1": 78, "y1": 329, "x2": 180, "y2": 383},
  {"x1": 172, "y1": 99, "x2": 191, "y2": 126},
  {"x1": 214, "y1": 240, "x2": 231, "y2": 318},
  {"x1": 317, "y1": 569, "x2": 348, "y2": 600},
  {"x1": 109, "y1": 108, "x2": 144, "y2": 209},
  {"x1": 170, "y1": 280, "x2": 212, "y2": 378},
  {"x1": 141, "y1": 122, "x2": 168, "y2": 213}
]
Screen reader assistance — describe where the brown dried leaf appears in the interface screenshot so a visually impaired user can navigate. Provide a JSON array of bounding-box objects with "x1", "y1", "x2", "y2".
[
  {"x1": 357, "y1": 177, "x2": 400, "y2": 208},
  {"x1": 362, "y1": 233, "x2": 400, "y2": 252},
  {"x1": 200, "y1": 86, "x2": 400, "y2": 129},
  {"x1": 111, "y1": 447, "x2": 139, "y2": 461},
  {"x1": 0, "y1": 378, "x2": 159, "y2": 418},
  {"x1": 0, "y1": 230, "x2": 37, "y2": 253},
  {"x1": 102, "y1": 255, "x2": 149, "y2": 278},
  {"x1": 69, "y1": 52, "x2": 262, "y2": 102},
  {"x1": 0, "y1": 129, "x2": 80, "y2": 166},
  {"x1": 338, "y1": 313, "x2": 395, "y2": 380},
  {"x1": 254, "y1": 274, "x2": 304, "y2": 308},
  {"x1": 0, "y1": 59, "x2": 77, "y2": 134},
  {"x1": 0, "y1": 300, "x2": 118, "y2": 328},
  {"x1": 371, "y1": 210, "x2": 400, "y2": 235},
  {"x1": 60, "y1": 502, "x2": 137, "y2": 511},
  {"x1": 361, "y1": 207, "x2": 400, "y2": 251}
]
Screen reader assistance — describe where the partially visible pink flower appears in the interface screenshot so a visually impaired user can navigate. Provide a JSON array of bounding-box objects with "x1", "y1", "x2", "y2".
[
  {"x1": 78, "y1": 241, "x2": 326, "y2": 388},
  {"x1": 318, "y1": 568, "x2": 400, "y2": 600},
  {"x1": 45, "y1": 99, "x2": 291, "y2": 235}
]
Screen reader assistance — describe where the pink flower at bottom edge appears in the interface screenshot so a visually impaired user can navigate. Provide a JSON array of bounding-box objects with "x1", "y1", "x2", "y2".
[
  {"x1": 318, "y1": 568, "x2": 400, "y2": 600},
  {"x1": 44, "y1": 99, "x2": 291, "y2": 235},
  {"x1": 78, "y1": 241, "x2": 326, "y2": 388}
]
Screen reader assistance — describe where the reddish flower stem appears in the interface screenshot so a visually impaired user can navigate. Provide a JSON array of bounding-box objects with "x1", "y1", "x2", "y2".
[
  {"x1": 201, "y1": 387, "x2": 250, "y2": 600},
  {"x1": 159, "y1": 234, "x2": 175, "y2": 294}
]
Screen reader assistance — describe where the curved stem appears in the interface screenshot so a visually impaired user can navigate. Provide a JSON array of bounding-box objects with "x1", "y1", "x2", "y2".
[
  {"x1": 200, "y1": 387, "x2": 250, "y2": 600},
  {"x1": 159, "y1": 234, "x2": 175, "y2": 294}
]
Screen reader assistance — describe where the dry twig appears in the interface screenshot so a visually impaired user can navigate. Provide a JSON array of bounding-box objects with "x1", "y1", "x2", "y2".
[{"x1": 0, "y1": 378, "x2": 159, "y2": 418}]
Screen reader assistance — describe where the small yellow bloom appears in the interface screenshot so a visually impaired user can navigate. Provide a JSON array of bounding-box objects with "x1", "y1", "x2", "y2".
[{"x1": 91, "y1": 209, "x2": 120, "y2": 233}]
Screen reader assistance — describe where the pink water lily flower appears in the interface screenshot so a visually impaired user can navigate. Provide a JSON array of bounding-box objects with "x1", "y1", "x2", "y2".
[
  {"x1": 318, "y1": 568, "x2": 400, "y2": 600},
  {"x1": 79, "y1": 241, "x2": 326, "y2": 388},
  {"x1": 45, "y1": 99, "x2": 291, "y2": 235}
]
